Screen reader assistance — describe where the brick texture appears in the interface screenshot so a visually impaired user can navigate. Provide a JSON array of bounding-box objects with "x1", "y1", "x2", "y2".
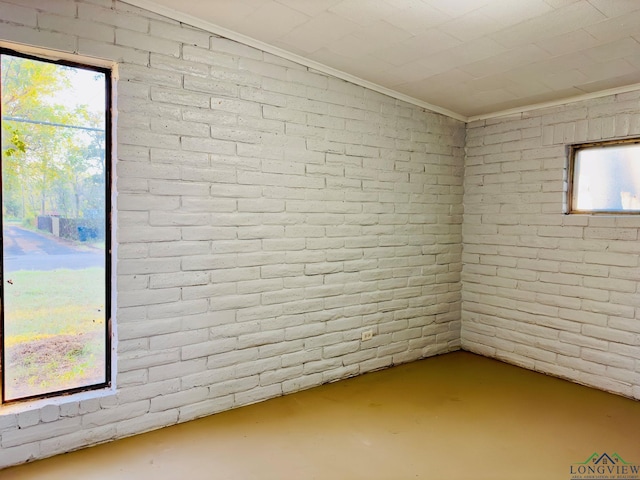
[
  {"x1": 3, "y1": 0, "x2": 639, "y2": 471},
  {"x1": 463, "y1": 98, "x2": 640, "y2": 400},
  {"x1": 0, "y1": 0, "x2": 463, "y2": 468}
]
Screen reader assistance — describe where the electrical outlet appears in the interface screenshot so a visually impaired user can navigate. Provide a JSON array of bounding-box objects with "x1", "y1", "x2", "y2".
[{"x1": 361, "y1": 330, "x2": 374, "y2": 341}]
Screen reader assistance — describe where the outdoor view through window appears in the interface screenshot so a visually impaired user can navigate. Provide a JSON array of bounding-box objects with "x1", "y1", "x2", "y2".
[{"x1": 0, "y1": 51, "x2": 109, "y2": 402}]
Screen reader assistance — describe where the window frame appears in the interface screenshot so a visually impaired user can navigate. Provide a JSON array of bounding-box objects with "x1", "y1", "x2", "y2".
[
  {"x1": 0, "y1": 47, "x2": 113, "y2": 404},
  {"x1": 566, "y1": 137, "x2": 640, "y2": 215}
]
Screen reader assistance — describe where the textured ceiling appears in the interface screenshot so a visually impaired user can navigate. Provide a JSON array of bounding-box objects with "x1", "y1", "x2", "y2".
[{"x1": 125, "y1": 0, "x2": 640, "y2": 120}]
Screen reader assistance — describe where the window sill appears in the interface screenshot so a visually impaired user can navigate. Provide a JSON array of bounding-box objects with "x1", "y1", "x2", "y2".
[{"x1": 0, "y1": 386, "x2": 116, "y2": 416}]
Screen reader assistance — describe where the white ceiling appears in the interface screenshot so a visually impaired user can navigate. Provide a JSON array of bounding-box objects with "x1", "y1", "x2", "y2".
[{"x1": 125, "y1": 0, "x2": 640, "y2": 120}]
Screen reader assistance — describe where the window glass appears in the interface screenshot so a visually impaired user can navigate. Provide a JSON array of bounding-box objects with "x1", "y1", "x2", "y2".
[
  {"x1": 1, "y1": 50, "x2": 110, "y2": 402},
  {"x1": 570, "y1": 141, "x2": 640, "y2": 213}
]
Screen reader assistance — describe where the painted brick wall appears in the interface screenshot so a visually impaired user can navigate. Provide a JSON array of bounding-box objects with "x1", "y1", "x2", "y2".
[
  {"x1": 463, "y1": 92, "x2": 640, "y2": 401},
  {"x1": 0, "y1": 0, "x2": 464, "y2": 468}
]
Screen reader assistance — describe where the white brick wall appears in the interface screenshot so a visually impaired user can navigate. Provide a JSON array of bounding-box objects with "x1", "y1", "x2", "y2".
[
  {"x1": 463, "y1": 93, "x2": 640, "y2": 401},
  {"x1": 4, "y1": 0, "x2": 637, "y2": 470},
  {"x1": 0, "y1": 0, "x2": 463, "y2": 468}
]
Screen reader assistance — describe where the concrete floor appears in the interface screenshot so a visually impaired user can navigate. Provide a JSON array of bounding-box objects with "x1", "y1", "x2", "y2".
[{"x1": 3, "y1": 351, "x2": 640, "y2": 480}]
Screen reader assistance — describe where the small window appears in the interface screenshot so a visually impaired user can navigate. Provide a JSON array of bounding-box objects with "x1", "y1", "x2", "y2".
[
  {"x1": 568, "y1": 138, "x2": 640, "y2": 214},
  {"x1": 1, "y1": 48, "x2": 111, "y2": 402}
]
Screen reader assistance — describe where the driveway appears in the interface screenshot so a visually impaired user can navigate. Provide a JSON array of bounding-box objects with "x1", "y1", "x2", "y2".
[{"x1": 3, "y1": 225, "x2": 104, "y2": 272}]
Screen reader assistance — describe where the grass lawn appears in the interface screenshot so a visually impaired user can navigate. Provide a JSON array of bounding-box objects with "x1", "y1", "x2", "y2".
[{"x1": 3, "y1": 268, "x2": 106, "y2": 400}]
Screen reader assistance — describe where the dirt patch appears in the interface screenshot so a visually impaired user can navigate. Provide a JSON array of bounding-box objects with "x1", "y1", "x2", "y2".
[
  {"x1": 5, "y1": 332, "x2": 105, "y2": 400},
  {"x1": 11, "y1": 334, "x2": 87, "y2": 364}
]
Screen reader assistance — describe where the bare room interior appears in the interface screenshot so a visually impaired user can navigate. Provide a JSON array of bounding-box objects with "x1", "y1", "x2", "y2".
[{"x1": 0, "y1": 1, "x2": 639, "y2": 479}]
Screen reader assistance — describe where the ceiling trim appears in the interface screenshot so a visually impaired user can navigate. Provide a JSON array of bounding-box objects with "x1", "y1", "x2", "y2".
[
  {"x1": 468, "y1": 83, "x2": 640, "y2": 123},
  {"x1": 121, "y1": 0, "x2": 640, "y2": 125},
  {"x1": 121, "y1": 0, "x2": 468, "y2": 122}
]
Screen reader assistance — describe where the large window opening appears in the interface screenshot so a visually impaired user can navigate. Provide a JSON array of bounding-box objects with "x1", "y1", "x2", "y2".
[
  {"x1": 0, "y1": 49, "x2": 111, "y2": 402},
  {"x1": 568, "y1": 138, "x2": 640, "y2": 214}
]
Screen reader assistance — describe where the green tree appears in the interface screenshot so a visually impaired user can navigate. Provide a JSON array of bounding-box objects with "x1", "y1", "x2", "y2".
[{"x1": 1, "y1": 54, "x2": 104, "y2": 224}]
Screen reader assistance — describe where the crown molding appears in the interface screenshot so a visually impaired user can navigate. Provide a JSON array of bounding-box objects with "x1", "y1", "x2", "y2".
[
  {"x1": 120, "y1": 0, "x2": 468, "y2": 122},
  {"x1": 121, "y1": 1, "x2": 640, "y2": 125},
  {"x1": 468, "y1": 83, "x2": 640, "y2": 122}
]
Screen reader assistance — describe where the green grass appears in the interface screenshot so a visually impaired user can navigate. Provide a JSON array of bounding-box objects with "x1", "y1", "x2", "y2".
[
  {"x1": 4, "y1": 268, "x2": 105, "y2": 340},
  {"x1": 3, "y1": 268, "x2": 106, "y2": 400}
]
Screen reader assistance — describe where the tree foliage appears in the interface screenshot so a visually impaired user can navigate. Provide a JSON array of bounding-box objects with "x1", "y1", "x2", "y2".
[{"x1": 1, "y1": 54, "x2": 106, "y2": 224}]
